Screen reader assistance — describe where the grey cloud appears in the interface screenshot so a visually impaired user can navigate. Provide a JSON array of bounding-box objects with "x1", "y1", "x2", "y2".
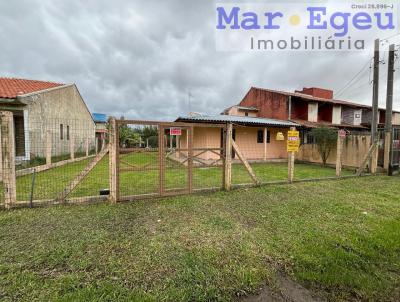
[{"x1": 1, "y1": 0, "x2": 399, "y2": 121}]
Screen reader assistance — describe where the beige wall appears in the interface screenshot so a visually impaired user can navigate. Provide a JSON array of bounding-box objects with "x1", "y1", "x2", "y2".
[
  {"x1": 20, "y1": 85, "x2": 96, "y2": 158},
  {"x1": 332, "y1": 106, "x2": 342, "y2": 124},
  {"x1": 297, "y1": 134, "x2": 371, "y2": 167},
  {"x1": 179, "y1": 126, "x2": 289, "y2": 161},
  {"x1": 225, "y1": 106, "x2": 258, "y2": 117},
  {"x1": 393, "y1": 113, "x2": 400, "y2": 125},
  {"x1": 308, "y1": 103, "x2": 318, "y2": 122}
]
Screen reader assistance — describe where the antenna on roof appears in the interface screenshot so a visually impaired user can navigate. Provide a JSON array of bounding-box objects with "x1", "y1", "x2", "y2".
[{"x1": 188, "y1": 91, "x2": 193, "y2": 113}]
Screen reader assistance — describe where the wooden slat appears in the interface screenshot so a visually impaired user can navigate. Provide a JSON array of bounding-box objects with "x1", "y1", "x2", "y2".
[
  {"x1": 231, "y1": 140, "x2": 260, "y2": 185},
  {"x1": 356, "y1": 142, "x2": 378, "y2": 176},
  {"x1": 56, "y1": 147, "x2": 109, "y2": 201}
]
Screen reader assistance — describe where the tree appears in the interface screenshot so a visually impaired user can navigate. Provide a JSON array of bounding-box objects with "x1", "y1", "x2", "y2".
[
  {"x1": 118, "y1": 116, "x2": 142, "y2": 147},
  {"x1": 310, "y1": 127, "x2": 337, "y2": 166}
]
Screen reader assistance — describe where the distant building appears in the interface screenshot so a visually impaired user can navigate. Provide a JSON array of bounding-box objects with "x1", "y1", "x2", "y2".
[
  {"x1": 174, "y1": 86, "x2": 399, "y2": 164},
  {"x1": 92, "y1": 113, "x2": 108, "y2": 151},
  {"x1": 0, "y1": 77, "x2": 96, "y2": 160},
  {"x1": 232, "y1": 86, "x2": 400, "y2": 130}
]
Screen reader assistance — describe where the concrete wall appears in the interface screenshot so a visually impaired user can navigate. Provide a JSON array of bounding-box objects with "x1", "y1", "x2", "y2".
[
  {"x1": 20, "y1": 85, "x2": 96, "y2": 158},
  {"x1": 297, "y1": 134, "x2": 371, "y2": 167}
]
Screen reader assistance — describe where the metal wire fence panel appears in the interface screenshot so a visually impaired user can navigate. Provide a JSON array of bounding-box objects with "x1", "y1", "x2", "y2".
[
  {"x1": 1, "y1": 112, "x2": 383, "y2": 208},
  {"x1": 391, "y1": 128, "x2": 400, "y2": 174},
  {"x1": 228, "y1": 126, "x2": 372, "y2": 185},
  {"x1": 118, "y1": 123, "x2": 160, "y2": 198},
  {"x1": 12, "y1": 117, "x2": 102, "y2": 203},
  {"x1": 116, "y1": 122, "x2": 227, "y2": 198},
  {"x1": 70, "y1": 156, "x2": 109, "y2": 198}
]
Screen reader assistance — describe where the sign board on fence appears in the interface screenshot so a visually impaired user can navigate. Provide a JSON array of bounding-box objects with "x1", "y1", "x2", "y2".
[
  {"x1": 170, "y1": 127, "x2": 182, "y2": 136},
  {"x1": 339, "y1": 129, "x2": 347, "y2": 138},
  {"x1": 287, "y1": 130, "x2": 300, "y2": 152}
]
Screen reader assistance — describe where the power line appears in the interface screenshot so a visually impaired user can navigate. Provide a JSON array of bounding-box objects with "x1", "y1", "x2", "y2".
[{"x1": 335, "y1": 58, "x2": 372, "y2": 98}]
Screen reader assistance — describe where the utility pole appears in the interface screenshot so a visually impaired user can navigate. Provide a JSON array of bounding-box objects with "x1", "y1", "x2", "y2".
[
  {"x1": 383, "y1": 44, "x2": 396, "y2": 174},
  {"x1": 370, "y1": 39, "x2": 380, "y2": 174}
]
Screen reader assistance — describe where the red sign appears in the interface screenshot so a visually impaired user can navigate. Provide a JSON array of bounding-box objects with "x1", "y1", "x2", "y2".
[
  {"x1": 170, "y1": 127, "x2": 182, "y2": 136},
  {"x1": 339, "y1": 130, "x2": 347, "y2": 138}
]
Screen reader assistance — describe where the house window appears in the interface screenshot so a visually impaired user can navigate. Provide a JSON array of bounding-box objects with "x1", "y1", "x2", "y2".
[
  {"x1": 306, "y1": 131, "x2": 316, "y2": 144},
  {"x1": 266, "y1": 130, "x2": 271, "y2": 143},
  {"x1": 60, "y1": 124, "x2": 63, "y2": 140},
  {"x1": 257, "y1": 130, "x2": 264, "y2": 143},
  {"x1": 67, "y1": 125, "x2": 70, "y2": 140},
  {"x1": 245, "y1": 112, "x2": 249, "y2": 116}
]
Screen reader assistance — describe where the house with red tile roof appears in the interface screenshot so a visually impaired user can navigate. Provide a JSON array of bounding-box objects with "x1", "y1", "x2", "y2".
[{"x1": 0, "y1": 78, "x2": 96, "y2": 161}]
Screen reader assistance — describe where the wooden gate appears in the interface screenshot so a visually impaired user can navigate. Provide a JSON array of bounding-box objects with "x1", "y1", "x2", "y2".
[{"x1": 111, "y1": 120, "x2": 199, "y2": 201}]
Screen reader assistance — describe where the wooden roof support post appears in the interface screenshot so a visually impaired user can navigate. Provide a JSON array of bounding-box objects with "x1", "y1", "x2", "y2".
[
  {"x1": 109, "y1": 117, "x2": 119, "y2": 203},
  {"x1": 288, "y1": 127, "x2": 296, "y2": 183},
  {"x1": 263, "y1": 128, "x2": 267, "y2": 161},
  {"x1": 335, "y1": 132, "x2": 344, "y2": 177},
  {"x1": 1, "y1": 111, "x2": 17, "y2": 209},
  {"x1": 224, "y1": 123, "x2": 232, "y2": 191}
]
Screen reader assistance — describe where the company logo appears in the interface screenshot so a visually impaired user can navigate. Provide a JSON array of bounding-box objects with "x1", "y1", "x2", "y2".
[{"x1": 215, "y1": 2, "x2": 398, "y2": 51}]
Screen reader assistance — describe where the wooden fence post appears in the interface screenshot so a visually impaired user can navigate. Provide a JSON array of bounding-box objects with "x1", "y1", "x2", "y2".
[
  {"x1": 224, "y1": 123, "x2": 232, "y2": 190},
  {"x1": 0, "y1": 111, "x2": 17, "y2": 209},
  {"x1": 85, "y1": 137, "x2": 90, "y2": 157},
  {"x1": 158, "y1": 126, "x2": 165, "y2": 196},
  {"x1": 95, "y1": 137, "x2": 99, "y2": 154},
  {"x1": 370, "y1": 140, "x2": 378, "y2": 174},
  {"x1": 288, "y1": 127, "x2": 296, "y2": 183},
  {"x1": 70, "y1": 133, "x2": 75, "y2": 160},
  {"x1": 336, "y1": 131, "x2": 344, "y2": 177},
  {"x1": 46, "y1": 130, "x2": 52, "y2": 166},
  {"x1": 188, "y1": 127, "x2": 193, "y2": 194},
  {"x1": 383, "y1": 131, "x2": 392, "y2": 172},
  {"x1": 109, "y1": 117, "x2": 119, "y2": 203}
]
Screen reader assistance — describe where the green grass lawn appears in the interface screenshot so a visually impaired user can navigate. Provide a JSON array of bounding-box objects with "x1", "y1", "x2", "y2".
[
  {"x1": 0, "y1": 176, "x2": 399, "y2": 301},
  {"x1": 1, "y1": 152, "x2": 354, "y2": 202}
]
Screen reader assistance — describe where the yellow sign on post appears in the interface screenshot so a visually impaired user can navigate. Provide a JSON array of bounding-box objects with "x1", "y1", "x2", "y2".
[{"x1": 287, "y1": 130, "x2": 300, "y2": 152}]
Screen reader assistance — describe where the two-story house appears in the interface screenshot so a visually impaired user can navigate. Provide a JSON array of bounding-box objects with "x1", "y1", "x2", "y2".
[{"x1": 225, "y1": 86, "x2": 400, "y2": 143}]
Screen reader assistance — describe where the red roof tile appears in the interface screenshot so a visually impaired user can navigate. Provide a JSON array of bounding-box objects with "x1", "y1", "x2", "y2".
[{"x1": 0, "y1": 78, "x2": 64, "y2": 99}]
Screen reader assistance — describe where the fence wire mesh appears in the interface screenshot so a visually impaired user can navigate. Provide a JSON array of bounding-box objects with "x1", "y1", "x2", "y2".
[
  {"x1": 118, "y1": 123, "x2": 160, "y2": 197},
  {"x1": 1, "y1": 116, "x2": 108, "y2": 205},
  {"x1": 1, "y1": 112, "x2": 391, "y2": 208}
]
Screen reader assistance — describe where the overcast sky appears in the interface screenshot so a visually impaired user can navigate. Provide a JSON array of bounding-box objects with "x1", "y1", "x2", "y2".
[{"x1": 1, "y1": 0, "x2": 399, "y2": 120}]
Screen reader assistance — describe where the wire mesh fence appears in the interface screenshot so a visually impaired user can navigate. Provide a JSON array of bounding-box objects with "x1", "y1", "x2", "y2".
[
  {"x1": 0, "y1": 113, "x2": 108, "y2": 207},
  {"x1": 0, "y1": 112, "x2": 389, "y2": 209},
  {"x1": 118, "y1": 122, "x2": 160, "y2": 197}
]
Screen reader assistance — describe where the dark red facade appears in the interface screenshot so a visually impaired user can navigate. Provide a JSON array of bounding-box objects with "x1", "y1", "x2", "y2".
[
  {"x1": 296, "y1": 87, "x2": 334, "y2": 99},
  {"x1": 239, "y1": 88, "x2": 288, "y2": 120}
]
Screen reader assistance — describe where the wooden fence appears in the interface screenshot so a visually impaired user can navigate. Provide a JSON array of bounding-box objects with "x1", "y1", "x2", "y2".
[{"x1": 0, "y1": 112, "x2": 383, "y2": 209}]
